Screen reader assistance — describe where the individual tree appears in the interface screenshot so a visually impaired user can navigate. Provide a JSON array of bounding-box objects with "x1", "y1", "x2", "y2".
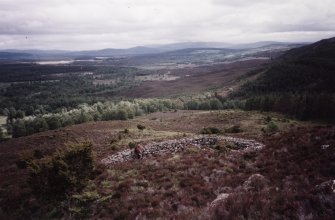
[
  {"x1": 32, "y1": 117, "x2": 49, "y2": 133},
  {"x1": 2, "y1": 108, "x2": 9, "y2": 116},
  {"x1": 12, "y1": 120, "x2": 26, "y2": 138},
  {"x1": 117, "y1": 109, "x2": 128, "y2": 120},
  {"x1": 16, "y1": 110, "x2": 25, "y2": 119},
  {"x1": 0, "y1": 127, "x2": 4, "y2": 140},
  {"x1": 45, "y1": 115, "x2": 61, "y2": 130},
  {"x1": 210, "y1": 99, "x2": 223, "y2": 110},
  {"x1": 199, "y1": 101, "x2": 211, "y2": 110}
]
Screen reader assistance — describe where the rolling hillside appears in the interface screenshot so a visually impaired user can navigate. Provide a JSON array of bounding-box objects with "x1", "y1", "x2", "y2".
[
  {"x1": 234, "y1": 37, "x2": 335, "y2": 121},
  {"x1": 0, "y1": 38, "x2": 334, "y2": 219}
]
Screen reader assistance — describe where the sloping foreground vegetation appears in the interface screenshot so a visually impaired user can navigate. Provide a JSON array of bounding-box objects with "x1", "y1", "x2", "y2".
[
  {"x1": 88, "y1": 126, "x2": 335, "y2": 219},
  {"x1": 1, "y1": 125, "x2": 333, "y2": 219},
  {"x1": 211, "y1": 125, "x2": 335, "y2": 219},
  {"x1": 1, "y1": 141, "x2": 94, "y2": 219}
]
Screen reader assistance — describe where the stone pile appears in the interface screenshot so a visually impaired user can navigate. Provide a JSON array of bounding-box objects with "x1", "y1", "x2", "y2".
[{"x1": 101, "y1": 135, "x2": 264, "y2": 165}]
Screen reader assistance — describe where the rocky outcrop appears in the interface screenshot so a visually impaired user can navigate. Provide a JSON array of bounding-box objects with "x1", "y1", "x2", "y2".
[
  {"x1": 315, "y1": 180, "x2": 335, "y2": 194},
  {"x1": 209, "y1": 193, "x2": 230, "y2": 209},
  {"x1": 101, "y1": 135, "x2": 264, "y2": 165},
  {"x1": 242, "y1": 174, "x2": 269, "y2": 192}
]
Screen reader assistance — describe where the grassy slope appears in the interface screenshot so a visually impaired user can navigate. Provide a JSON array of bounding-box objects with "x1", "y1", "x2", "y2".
[
  {"x1": 91, "y1": 125, "x2": 335, "y2": 219},
  {"x1": 1, "y1": 109, "x2": 330, "y2": 219}
]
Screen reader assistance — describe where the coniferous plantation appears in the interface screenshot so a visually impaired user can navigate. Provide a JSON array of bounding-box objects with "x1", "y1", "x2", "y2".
[{"x1": 0, "y1": 1, "x2": 335, "y2": 219}]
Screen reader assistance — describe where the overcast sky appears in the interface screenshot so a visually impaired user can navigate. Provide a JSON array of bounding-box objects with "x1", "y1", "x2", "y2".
[{"x1": 0, "y1": 0, "x2": 335, "y2": 50}]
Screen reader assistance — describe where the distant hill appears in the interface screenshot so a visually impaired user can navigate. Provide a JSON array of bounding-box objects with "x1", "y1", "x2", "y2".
[
  {"x1": 67, "y1": 46, "x2": 163, "y2": 57},
  {"x1": 233, "y1": 36, "x2": 335, "y2": 121},
  {"x1": 0, "y1": 41, "x2": 304, "y2": 60},
  {"x1": 282, "y1": 37, "x2": 335, "y2": 60},
  {"x1": 0, "y1": 52, "x2": 32, "y2": 60},
  {"x1": 146, "y1": 42, "x2": 233, "y2": 51},
  {"x1": 146, "y1": 41, "x2": 303, "y2": 51},
  {"x1": 229, "y1": 41, "x2": 304, "y2": 49},
  {"x1": 0, "y1": 47, "x2": 164, "y2": 60}
]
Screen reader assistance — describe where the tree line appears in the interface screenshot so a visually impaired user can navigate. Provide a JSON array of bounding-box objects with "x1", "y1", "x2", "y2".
[{"x1": 6, "y1": 96, "x2": 238, "y2": 138}]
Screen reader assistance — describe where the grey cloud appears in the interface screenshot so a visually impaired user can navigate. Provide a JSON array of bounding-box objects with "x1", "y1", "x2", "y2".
[
  {"x1": 211, "y1": 0, "x2": 280, "y2": 7},
  {"x1": 262, "y1": 23, "x2": 335, "y2": 33},
  {"x1": 0, "y1": 0, "x2": 334, "y2": 50}
]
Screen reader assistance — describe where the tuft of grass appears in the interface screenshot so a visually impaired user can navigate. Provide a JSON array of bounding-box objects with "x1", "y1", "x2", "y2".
[
  {"x1": 267, "y1": 121, "x2": 279, "y2": 132},
  {"x1": 128, "y1": 142, "x2": 136, "y2": 149},
  {"x1": 214, "y1": 140, "x2": 240, "y2": 153},
  {"x1": 72, "y1": 190, "x2": 100, "y2": 203},
  {"x1": 264, "y1": 121, "x2": 279, "y2": 133},
  {"x1": 168, "y1": 154, "x2": 181, "y2": 163},
  {"x1": 101, "y1": 180, "x2": 112, "y2": 188},
  {"x1": 225, "y1": 125, "x2": 242, "y2": 133},
  {"x1": 69, "y1": 184, "x2": 100, "y2": 218},
  {"x1": 185, "y1": 147, "x2": 201, "y2": 154}
]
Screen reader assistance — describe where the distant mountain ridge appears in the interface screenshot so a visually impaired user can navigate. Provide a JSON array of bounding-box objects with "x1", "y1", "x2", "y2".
[
  {"x1": 0, "y1": 41, "x2": 305, "y2": 60},
  {"x1": 0, "y1": 52, "x2": 32, "y2": 60},
  {"x1": 146, "y1": 41, "x2": 304, "y2": 50}
]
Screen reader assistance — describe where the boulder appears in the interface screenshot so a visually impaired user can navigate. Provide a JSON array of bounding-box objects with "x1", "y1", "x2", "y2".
[
  {"x1": 315, "y1": 180, "x2": 335, "y2": 194},
  {"x1": 209, "y1": 193, "x2": 230, "y2": 209},
  {"x1": 242, "y1": 174, "x2": 269, "y2": 192}
]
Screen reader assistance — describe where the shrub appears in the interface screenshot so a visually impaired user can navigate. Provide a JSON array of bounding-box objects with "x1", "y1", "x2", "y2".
[
  {"x1": 16, "y1": 149, "x2": 43, "y2": 169},
  {"x1": 124, "y1": 128, "x2": 129, "y2": 134},
  {"x1": 214, "y1": 145, "x2": 229, "y2": 154},
  {"x1": 0, "y1": 127, "x2": 4, "y2": 140},
  {"x1": 215, "y1": 140, "x2": 240, "y2": 152},
  {"x1": 201, "y1": 127, "x2": 221, "y2": 134},
  {"x1": 128, "y1": 142, "x2": 136, "y2": 149},
  {"x1": 110, "y1": 138, "x2": 118, "y2": 144},
  {"x1": 27, "y1": 141, "x2": 94, "y2": 200},
  {"x1": 265, "y1": 116, "x2": 272, "y2": 123},
  {"x1": 185, "y1": 147, "x2": 201, "y2": 154},
  {"x1": 225, "y1": 125, "x2": 242, "y2": 133},
  {"x1": 137, "y1": 124, "x2": 146, "y2": 130},
  {"x1": 69, "y1": 189, "x2": 100, "y2": 218},
  {"x1": 266, "y1": 121, "x2": 279, "y2": 133},
  {"x1": 16, "y1": 150, "x2": 35, "y2": 169}
]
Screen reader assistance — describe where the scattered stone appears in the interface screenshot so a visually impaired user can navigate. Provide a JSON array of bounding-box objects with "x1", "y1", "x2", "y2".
[
  {"x1": 242, "y1": 174, "x2": 269, "y2": 192},
  {"x1": 101, "y1": 135, "x2": 265, "y2": 165},
  {"x1": 315, "y1": 180, "x2": 335, "y2": 194},
  {"x1": 209, "y1": 193, "x2": 230, "y2": 209},
  {"x1": 214, "y1": 186, "x2": 233, "y2": 196},
  {"x1": 321, "y1": 144, "x2": 330, "y2": 150}
]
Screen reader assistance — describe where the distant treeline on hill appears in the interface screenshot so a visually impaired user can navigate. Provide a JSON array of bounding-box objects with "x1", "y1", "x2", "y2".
[
  {"x1": 242, "y1": 93, "x2": 335, "y2": 122},
  {"x1": 230, "y1": 37, "x2": 335, "y2": 123},
  {"x1": 230, "y1": 63, "x2": 335, "y2": 122}
]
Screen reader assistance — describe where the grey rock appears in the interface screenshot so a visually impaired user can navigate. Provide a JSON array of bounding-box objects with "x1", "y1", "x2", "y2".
[
  {"x1": 243, "y1": 174, "x2": 269, "y2": 192},
  {"x1": 315, "y1": 180, "x2": 335, "y2": 194}
]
